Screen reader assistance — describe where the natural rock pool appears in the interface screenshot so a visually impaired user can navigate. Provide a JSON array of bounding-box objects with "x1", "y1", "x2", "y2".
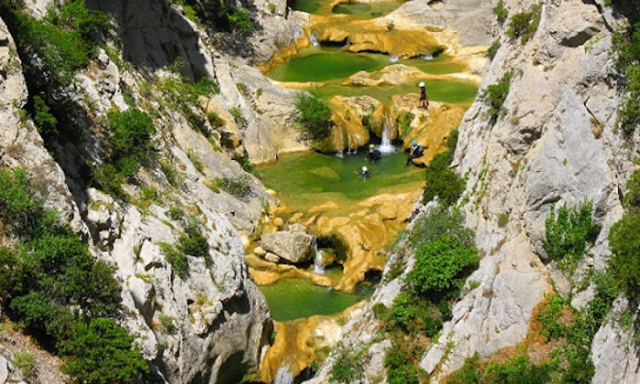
[{"x1": 257, "y1": 149, "x2": 423, "y2": 214}]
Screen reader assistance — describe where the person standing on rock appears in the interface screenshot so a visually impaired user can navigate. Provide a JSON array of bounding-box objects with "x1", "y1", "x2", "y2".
[{"x1": 418, "y1": 81, "x2": 429, "y2": 109}]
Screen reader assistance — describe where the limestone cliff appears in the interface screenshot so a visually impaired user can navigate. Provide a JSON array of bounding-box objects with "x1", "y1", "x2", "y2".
[
  {"x1": 0, "y1": 0, "x2": 305, "y2": 381},
  {"x1": 304, "y1": 0, "x2": 640, "y2": 383}
]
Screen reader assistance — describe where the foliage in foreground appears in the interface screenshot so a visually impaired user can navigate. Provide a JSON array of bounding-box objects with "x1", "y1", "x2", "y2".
[
  {"x1": 376, "y1": 204, "x2": 478, "y2": 384},
  {"x1": 0, "y1": 168, "x2": 148, "y2": 383}
]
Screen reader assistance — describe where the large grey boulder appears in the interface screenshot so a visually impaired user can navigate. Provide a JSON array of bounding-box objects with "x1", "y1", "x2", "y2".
[{"x1": 262, "y1": 230, "x2": 313, "y2": 264}]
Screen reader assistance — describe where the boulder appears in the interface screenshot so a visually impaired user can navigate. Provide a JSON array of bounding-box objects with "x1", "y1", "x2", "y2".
[{"x1": 261, "y1": 230, "x2": 313, "y2": 264}]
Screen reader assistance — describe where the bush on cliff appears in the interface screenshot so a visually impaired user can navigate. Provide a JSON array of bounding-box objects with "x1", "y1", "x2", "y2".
[
  {"x1": 0, "y1": 168, "x2": 148, "y2": 383},
  {"x1": 294, "y1": 92, "x2": 333, "y2": 142}
]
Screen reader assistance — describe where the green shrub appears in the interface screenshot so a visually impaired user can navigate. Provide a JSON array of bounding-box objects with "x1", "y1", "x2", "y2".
[
  {"x1": 105, "y1": 109, "x2": 156, "y2": 171},
  {"x1": 294, "y1": 92, "x2": 333, "y2": 141},
  {"x1": 481, "y1": 71, "x2": 513, "y2": 122},
  {"x1": 57, "y1": 317, "x2": 148, "y2": 384},
  {"x1": 385, "y1": 343, "x2": 421, "y2": 384},
  {"x1": 214, "y1": 176, "x2": 253, "y2": 199},
  {"x1": 506, "y1": 3, "x2": 542, "y2": 44},
  {"x1": 159, "y1": 242, "x2": 189, "y2": 277},
  {"x1": 608, "y1": 211, "x2": 640, "y2": 297},
  {"x1": 613, "y1": 22, "x2": 640, "y2": 136},
  {"x1": 229, "y1": 9, "x2": 253, "y2": 34},
  {"x1": 423, "y1": 157, "x2": 466, "y2": 206},
  {"x1": 406, "y1": 236, "x2": 479, "y2": 298},
  {"x1": 0, "y1": 168, "x2": 144, "y2": 384},
  {"x1": 447, "y1": 353, "x2": 482, "y2": 384},
  {"x1": 389, "y1": 291, "x2": 419, "y2": 330},
  {"x1": 409, "y1": 205, "x2": 475, "y2": 251},
  {"x1": 487, "y1": 40, "x2": 501, "y2": 60},
  {"x1": 330, "y1": 347, "x2": 364, "y2": 383},
  {"x1": 483, "y1": 354, "x2": 552, "y2": 384},
  {"x1": 422, "y1": 129, "x2": 464, "y2": 206},
  {"x1": 398, "y1": 111, "x2": 414, "y2": 137},
  {"x1": 32, "y1": 95, "x2": 59, "y2": 139},
  {"x1": 159, "y1": 76, "x2": 220, "y2": 133},
  {"x1": 493, "y1": 0, "x2": 508, "y2": 23},
  {"x1": 207, "y1": 110, "x2": 225, "y2": 128},
  {"x1": 497, "y1": 212, "x2": 509, "y2": 227},
  {"x1": 372, "y1": 302, "x2": 389, "y2": 320},
  {"x1": 5, "y1": 0, "x2": 107, "y2": 88},
  {"x1": 542, "y1": 202, "x2": 600, "y2": 271},
  {"x1": 0, "y1": 168, "x2": 43, "y2": 233},
  {"x1": 13, "y1": 351, "x2": 36, "y2": 381},
  {"x1": 178, "y1": 222, "x2": 210, "y2": 258},
  {"x1": 536, "y1": 294, "x2": 569, "y2": 341},
  {"x1": 93, "y1": 109, "x2": 156, "y2": 197},
  {"x1": 228, "y1": 106, "x2": 247, "y2": 129}
]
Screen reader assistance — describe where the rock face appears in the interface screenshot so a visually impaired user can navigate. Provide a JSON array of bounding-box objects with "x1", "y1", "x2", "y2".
[
  {"x1": 304, "y1": 0, "x2": 639, "y2": 383},
  {"x1": 0, "y1": 4, "x2": 278, "y2": 383}
]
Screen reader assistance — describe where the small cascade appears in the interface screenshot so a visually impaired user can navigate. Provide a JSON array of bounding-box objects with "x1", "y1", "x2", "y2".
[
  {"x1": 379, "y1": 118, "x2": 396, "y2": 153},
  {"x1": 312, "y1": 237, "x2": 324, "y2": 274},
  {"x1": 421, "y1": 53, "x2": 434, "y2": 61},
  {"x1": 335, "y1": 149, "x2": 345, "y2": 158},
  {"x1": 310, "y1": 34, "x2": 320, "y2": 47},
  {"x1": 273, "y1": 366, "x2": 294, "y2": 384},
  {"x1": 389, "y1": 54, "x2": 399, "y2": 63}
]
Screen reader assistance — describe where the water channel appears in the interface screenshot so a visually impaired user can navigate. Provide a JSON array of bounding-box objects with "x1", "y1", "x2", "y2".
[{"x1": 250, "y1": 0, "x2": 480, "y2": 380}]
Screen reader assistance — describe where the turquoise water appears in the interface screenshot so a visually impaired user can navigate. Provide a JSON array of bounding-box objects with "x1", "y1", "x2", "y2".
[
  {"x1": 259, "y1": 275, "x2": 377, "y2": 321},
  {"x1": 265, "y1": 46, "x2": 466, "y2": 83},
  {"x1": 332, "y1": 1, "x2": 404, "y2": 19},
  {"x1": 257, "y1": 149, "x2": 423, "y2": 212}
]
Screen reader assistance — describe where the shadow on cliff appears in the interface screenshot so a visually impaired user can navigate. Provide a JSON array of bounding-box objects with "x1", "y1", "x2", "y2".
[{"x1": 87, "y1": 0, "x2": 212, "y2": 80}]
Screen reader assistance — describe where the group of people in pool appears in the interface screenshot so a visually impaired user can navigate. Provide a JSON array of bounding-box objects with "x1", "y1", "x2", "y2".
[
  {"x1": 359, "y1": 140, "x2": 424, "y2": 179},
  {"x1": 358, "y1": 81, "x2": 429, "y2": 179}
]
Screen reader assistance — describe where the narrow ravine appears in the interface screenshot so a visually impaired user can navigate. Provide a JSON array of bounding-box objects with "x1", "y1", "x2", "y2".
[{"x1": 245, "y1": 0, "x2": 486, "y2": 381}]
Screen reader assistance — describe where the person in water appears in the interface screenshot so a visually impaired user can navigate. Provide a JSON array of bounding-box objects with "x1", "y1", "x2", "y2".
[
  {"x1": 405, "y1": 140, "x2": 424, "y2": 166},
  {"x1": 359, "y1": 166, "x2": 370, "y2": 179},
  {"x1": 418, "y1": 81, "x2": 429, "y2": 109},
  {"x1": 367, "y1": 144, "x2": 381, "y2": 164}
]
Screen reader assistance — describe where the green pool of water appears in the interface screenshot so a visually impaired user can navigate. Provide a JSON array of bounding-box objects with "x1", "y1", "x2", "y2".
[
  {"x1": 259, "y1": 275, "x2": 377, "y2": 321},
  {"x1": 257, "y1": 149, "x2": 423, "y2": 213},
  {"x1": 289, "y1": 0, "x2": 332, "y2": 14},
  {"x1": 332, "y1": 1, "x2": 404, "y2": 19},
  {"x1": 311, "y1": 78, "x2": 479, "y2": 105},
  {"x1": 265, "y1": 47, "x2": 466, "y2": 83}
]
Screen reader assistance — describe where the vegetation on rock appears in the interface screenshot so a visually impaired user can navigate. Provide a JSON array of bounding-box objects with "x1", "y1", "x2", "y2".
[
  {"x1": 613, "y1": 20, "x2": 640, "y2": 136},
  {"x1": 294, "y1": 91, "x2": 333, "y2": 141},
  {"x1": 422, "y1": 129, "x2": 465, "y2": 206},
  {"x1": 506, "y1": 3, "x2": 541, "y2": 45},
  {"x1": 377, "y1": 204, "x2": 478, "y2": 384},
  {"x1": 0, "y1": 168, "x2": 148, "y2": 383},
  {"x1": 542, "y1": 202, "x2": 600, "y2": 271}
]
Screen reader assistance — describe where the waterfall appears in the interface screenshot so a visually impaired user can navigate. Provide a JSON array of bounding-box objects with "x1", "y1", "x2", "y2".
[
  {"x1": 312, "y1": 237, "x2": 324, "y2": 274},
  {"x1": 421, "y1": 53, "x2": 434, "y2": 61},
  {"x1": 274, "y1": 366, "x2": 294, "y2": 384},
  {"x1": 379, "y1": 119, "x2": 396, "y2": 153},
  {"x1": 310, "y1": 34, "x2": 319, "y2": 47},
  {"x1": 335, "y1": 150, "x2": 345, "y2": 158},
  {"x1": 389, "y1": 54, "x2": 399, "y2": 63}
]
